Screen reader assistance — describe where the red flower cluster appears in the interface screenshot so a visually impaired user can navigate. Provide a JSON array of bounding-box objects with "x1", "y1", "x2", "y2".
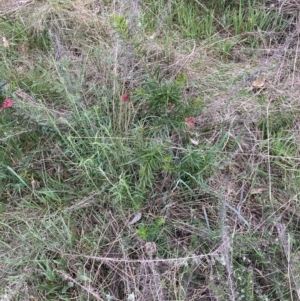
[
  {"x1": 185, "y1": 117, "x2": 195, "y2": 128},
  {"x1": 121, "y1": 94, "x2": 130, "y2": 102},
  {"x1": 0, "y1": 96, "x2": 13, "y2": 112}
]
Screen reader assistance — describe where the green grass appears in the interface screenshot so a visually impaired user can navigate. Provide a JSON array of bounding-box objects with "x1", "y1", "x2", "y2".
[{"x1": 1, "y1": 0, "x2": 300, "y2": 300}]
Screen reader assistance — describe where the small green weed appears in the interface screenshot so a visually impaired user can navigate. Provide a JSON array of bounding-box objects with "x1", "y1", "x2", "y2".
[
  {"x1": 36, "y1": 260, "x2": 73, "y2": 300},
  {"x1": 137, "y1": 217, "x2": 165, "y2": 241}
]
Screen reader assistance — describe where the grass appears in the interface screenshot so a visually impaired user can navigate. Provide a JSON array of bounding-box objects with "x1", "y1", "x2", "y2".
[{"x1": 1, "y1": 0, "x2": 300, "y2": 300}]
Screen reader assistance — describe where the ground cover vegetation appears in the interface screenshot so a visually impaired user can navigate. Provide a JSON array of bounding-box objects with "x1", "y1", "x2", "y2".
[{"x1": 1, "y1": 0, "x2": 300, "y2": 300}]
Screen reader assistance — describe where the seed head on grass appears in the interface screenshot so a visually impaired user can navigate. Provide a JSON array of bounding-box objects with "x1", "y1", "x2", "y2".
[{"x1": 167, "y1": 102, "x2": 175, "y2": 110}]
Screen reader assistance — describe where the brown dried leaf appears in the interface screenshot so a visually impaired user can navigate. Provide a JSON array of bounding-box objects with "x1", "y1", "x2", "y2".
[
  {"x1": 252, "y1": 78, "x2": 265, "y2": 88},
  {"x1": 2, "y1": 37, "x2": 9, "y2": 48},
  {"x1": 250, "y1": 187, "x2": 267, "y2": 194},
  {"x1": 128, "y1": 212, "x2": 142, "y2": 225},
  {"x1": 190, "y1": 138, "x2": 199, "y2": 145}
]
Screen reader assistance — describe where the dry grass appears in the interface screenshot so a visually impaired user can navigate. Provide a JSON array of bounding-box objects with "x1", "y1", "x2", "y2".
[{"x1": 1, "y1": 0, "x2": 300, "y2": 300}]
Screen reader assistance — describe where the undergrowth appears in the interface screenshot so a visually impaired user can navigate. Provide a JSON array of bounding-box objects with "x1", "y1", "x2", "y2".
[{"x1": 1, "y1": 0, "x2": 300, "y2": 300}]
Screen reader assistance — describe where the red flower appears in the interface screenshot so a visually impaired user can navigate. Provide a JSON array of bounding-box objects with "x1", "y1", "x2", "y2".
[
  {"x1": 185, "y1": 117, "x2": 195, "y2": 128},
  {"x1": 0, "y1": 96, "x2": 14, "y2": 112},
  {"x1": 121, "y1": 94, "x2": 130, "y2": 102}
]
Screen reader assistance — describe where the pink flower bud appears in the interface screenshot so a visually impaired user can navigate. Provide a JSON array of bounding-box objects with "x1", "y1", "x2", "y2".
[{"x1": 184, "y1": 117, "x2": 195, "y2": 128}]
